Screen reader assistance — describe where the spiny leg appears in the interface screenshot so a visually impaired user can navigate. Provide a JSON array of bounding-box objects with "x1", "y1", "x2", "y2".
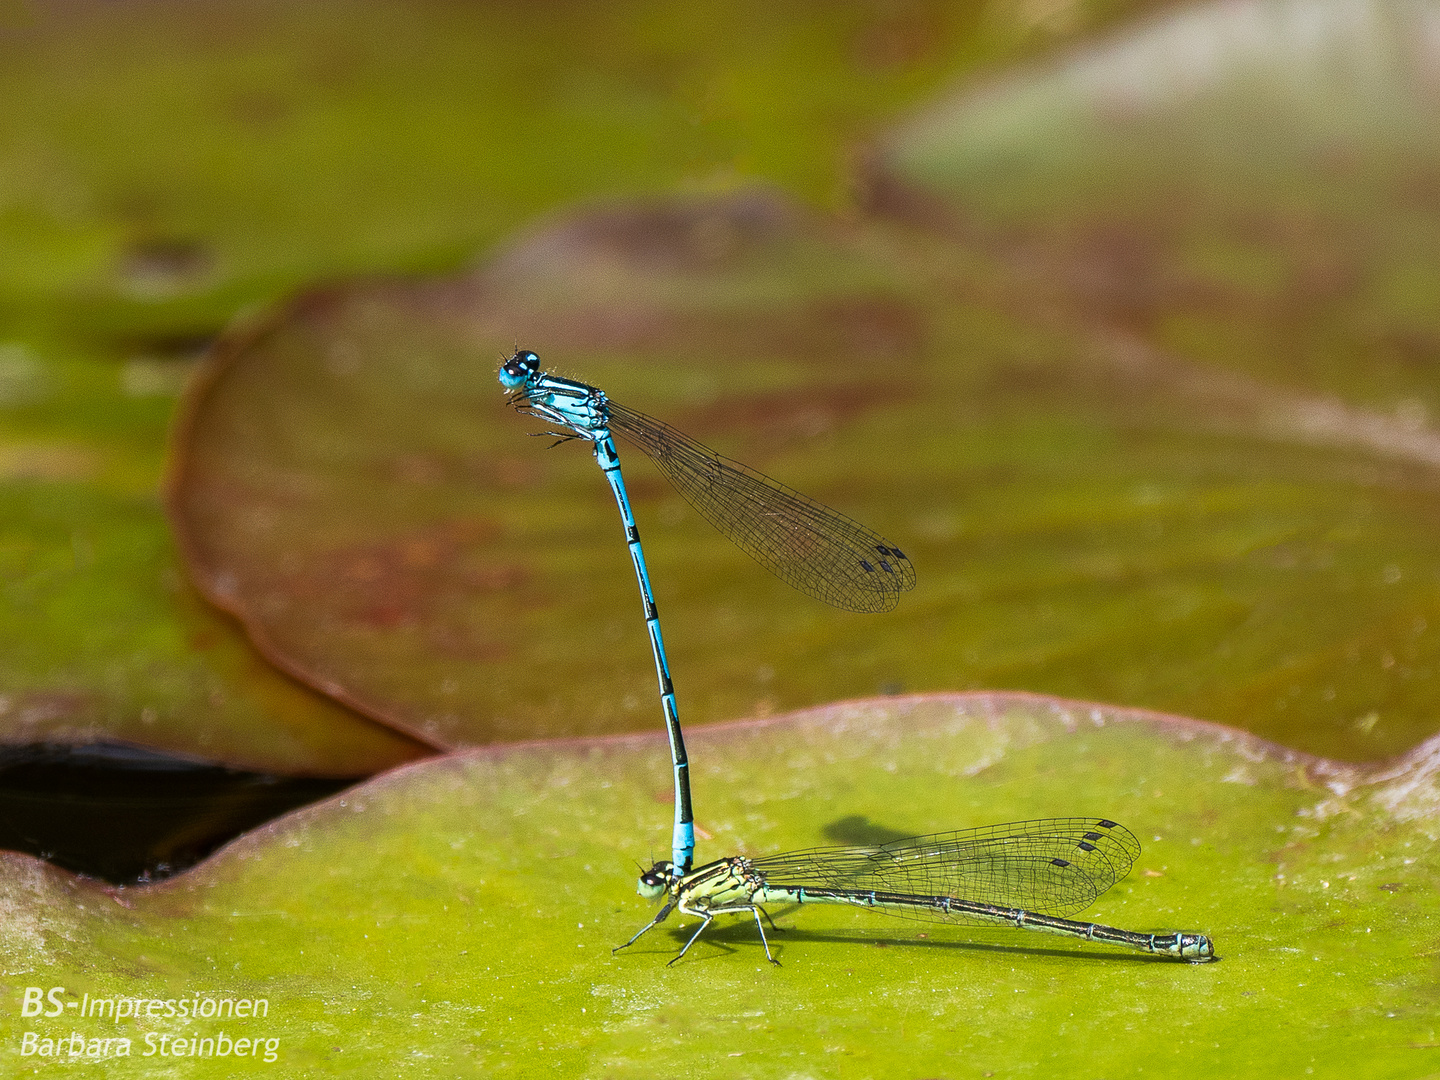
[
  {"x1": 523, "y1": 429, "x2": 582, "y2": 447},
  {"x1": 668, "y1": 913, "x2": 715, "y2": 966},
  {"x1": 750, "y1": 907, "x2": 779, "y2": 965},
  {"x1": 690, "y1": 903, "x2": 780, "y2": 966},
  {"x1": 612, "y1": 901, "x2": 674, "y2": 956}
]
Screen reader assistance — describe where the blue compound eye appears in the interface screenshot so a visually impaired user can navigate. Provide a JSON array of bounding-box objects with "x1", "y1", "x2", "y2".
[{"x1": 499, "y1": 350, "x2": 541, "y2": 387}]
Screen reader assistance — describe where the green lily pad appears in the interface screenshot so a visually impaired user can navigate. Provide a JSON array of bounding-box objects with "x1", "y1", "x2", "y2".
[
  {"x1": 172, "y1": 188, "x2": 1440, "y2": 759},
  {"x1": 1, "y1": 695, "x2": 1434, "y2": 1076}
]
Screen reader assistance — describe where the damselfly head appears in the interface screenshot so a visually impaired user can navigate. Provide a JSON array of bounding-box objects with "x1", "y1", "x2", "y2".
[
  {"x1": 498, "y1": 349, "x2": 541, "y2": 389},
  {"x1": 636, "y1": 861, "x2": 675, "y2": 899}
]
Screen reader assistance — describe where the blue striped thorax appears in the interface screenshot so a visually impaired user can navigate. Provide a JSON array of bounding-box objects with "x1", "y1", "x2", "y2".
[{"x1": 499, "y1": 350, "x2": 610, "y2": 441}]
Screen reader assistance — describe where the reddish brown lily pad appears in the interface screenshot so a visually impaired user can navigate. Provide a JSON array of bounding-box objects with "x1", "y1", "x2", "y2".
[
  {"x1": 168, "y1": 191, "x2": 929, "y2": 748},
  {"x1": 171, "y1": 185, "x2": 1440, "y2": 759}
]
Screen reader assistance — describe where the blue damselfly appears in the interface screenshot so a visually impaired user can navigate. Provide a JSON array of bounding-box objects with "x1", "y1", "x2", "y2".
[{"x1": 498, "y1": 349, "x2": 914, "y2": 874}]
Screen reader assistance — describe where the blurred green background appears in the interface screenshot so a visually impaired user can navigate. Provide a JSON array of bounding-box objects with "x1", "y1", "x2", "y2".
[{"x1": 3, "y1": 0, "x2": 1440, "y2": 771}]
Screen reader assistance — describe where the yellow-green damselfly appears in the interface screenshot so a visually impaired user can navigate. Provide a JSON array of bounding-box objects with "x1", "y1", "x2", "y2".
[{"x1": 615, "y1": 818, "x2": 1215, "y2": 965}]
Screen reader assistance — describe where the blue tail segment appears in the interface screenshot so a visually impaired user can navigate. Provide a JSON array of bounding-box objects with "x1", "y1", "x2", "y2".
[{"x1": 595, "y1": 434, "x2": 695, "y2": 875}]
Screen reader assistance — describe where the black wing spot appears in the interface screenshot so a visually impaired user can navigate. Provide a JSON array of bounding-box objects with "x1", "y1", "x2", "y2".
[
  {"x1": 1097, "y1": 819, "x2": 1117, "y2": 829},
  {"x1": 890, "y1": 547, "x2": 907, "y2": 560},
  {"x1": 859, "y1": 560, "x2": 875, "y2": 573},
  {"x1": 880, "y1": 560, "x2": 893, "y2": 573},
  {"x1": 1051, "y1": 858, "x2": 1071, "y2": 868},
  {"x1": 1076, "y1": 842, "x2": 1097, "y2": 853},
  {"x1": 1083, "y1": 832, "x2": 1102, "y2": 842}
]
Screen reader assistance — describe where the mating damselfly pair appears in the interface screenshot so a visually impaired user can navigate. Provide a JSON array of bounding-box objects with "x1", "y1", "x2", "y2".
[{"x1": 498, "y1": 350, "x2": 1215, "y2": 964}]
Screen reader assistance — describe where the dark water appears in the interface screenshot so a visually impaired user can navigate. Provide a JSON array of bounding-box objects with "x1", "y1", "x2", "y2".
[{"x1": 0, "y1": 742, "x2": 359, "y2": 885}]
